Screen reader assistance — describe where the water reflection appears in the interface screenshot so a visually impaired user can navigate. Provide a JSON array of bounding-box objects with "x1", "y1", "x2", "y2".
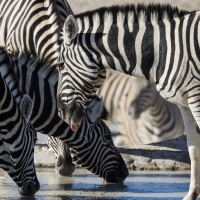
[{"x1": 0, "y1": 168, "x2": 192, "y2": 200}]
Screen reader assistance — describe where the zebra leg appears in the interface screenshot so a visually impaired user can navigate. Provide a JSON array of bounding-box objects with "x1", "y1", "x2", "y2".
[
  {"x1": 47, "y1": 136, "x2": 75, "y2": 176},
  {"x1": 56, "y1": 140, "x2": 75, "y2": 176},
  {"x1": 180, "y1": 106, "x2": 200, "y2": 200}
]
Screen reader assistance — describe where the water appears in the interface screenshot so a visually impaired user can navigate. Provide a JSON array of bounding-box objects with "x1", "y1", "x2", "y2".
[{"x1": 1, "y1": 168, "x2": 199, "y2": 200}]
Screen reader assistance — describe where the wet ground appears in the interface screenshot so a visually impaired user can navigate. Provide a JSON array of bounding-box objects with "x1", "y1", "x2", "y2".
[{"x1": 1, "y1": 168, "x2": 199, "y2": 200}]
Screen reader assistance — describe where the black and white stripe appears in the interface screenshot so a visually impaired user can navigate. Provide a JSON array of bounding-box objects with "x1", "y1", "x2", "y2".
[
  {"x1": 60, "y1": 4, "x2": 200, "y2": 199},
  {"x1": 0, "y1": 0, "x2": 73, "y2": 65},
  {"x1": 0, "y1": 0, "x2": 128, "y2": 192},
  {"x1": 46, "y1": 135, "x2": 75, "y2": 176},
  {"x1": 0, "y1": 49, "x2": 39, "y2": 196},
  {"x1": 97, "y1": 70, "x2": 184, "y2": 145},
  {"x1": 12, "y1": 54, "x2": 128, "y2": 184}
]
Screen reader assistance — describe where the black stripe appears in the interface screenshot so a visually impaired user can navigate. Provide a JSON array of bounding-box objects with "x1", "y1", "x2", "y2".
[
  {"x1": 156, "y1": 20, "x2": 167, "y2": 84},
  {"x1": 168, "y1": 17, "x2": 184, "y2": 92},
  {"x1": 159, "y1": 18, "x2": 176, "y2": 91},
  {"x1": 168, "y1": 60, "x2": 190, "y2": 99},
  {"x1": 141, "y1": 21, "x2": 154, "y2": 80},
  {"x1": 194, "y1": 18, "x2": 200, "y2": 62},
  {"x1": 95, "y1": 16, "x2": 116, "y2": 69},
  {"x1": 107, "y1": 25, "x2": 126, "y2": 71},
  {"x1": 124, "y1": 23, "x2": 139, "y2": 74}
]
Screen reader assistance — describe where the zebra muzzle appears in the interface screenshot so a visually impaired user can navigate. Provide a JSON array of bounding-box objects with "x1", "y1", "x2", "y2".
[{"x1": 70, "y1": 123, "x2": 79, "y2": 131}]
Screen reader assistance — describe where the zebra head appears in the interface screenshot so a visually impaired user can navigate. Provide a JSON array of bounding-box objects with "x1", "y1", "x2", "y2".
[
  {"x1": 0, "y1": 94, "x2": 39, "y2": 196},
  {"x1": 64, "y1": 96, "x2": 129, "y2": 183},
  {"x1": 58, "y1": 15, "x2": 106, "y2": 130},
  {"x1": 12, "y1": 95, "x2": 40, "y2": 196}
]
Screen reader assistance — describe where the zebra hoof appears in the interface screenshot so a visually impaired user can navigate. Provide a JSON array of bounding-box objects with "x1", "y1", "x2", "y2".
[
  {"x1": 18, "y1": 182, "x2": 40, "y2": 196},
  {"x1": 56, "y1": 155, "x2": 75, "y2": 176}
]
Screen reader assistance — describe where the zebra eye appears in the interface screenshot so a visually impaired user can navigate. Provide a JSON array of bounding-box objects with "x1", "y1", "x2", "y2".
[
  {"x1": 104, "y1": 134, "x2": 111, "y2": 141},
  {"x1": 58, "y1": 64, "x2": 65, "y2": 71},
  {"x1": 103, "y1": 129, "x2": 112, "y2": 141}
]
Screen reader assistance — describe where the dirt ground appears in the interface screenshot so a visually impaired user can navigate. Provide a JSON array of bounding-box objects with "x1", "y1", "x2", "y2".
[{"x1": 67, "y1": 0, "x2": 200, "y2": 14}]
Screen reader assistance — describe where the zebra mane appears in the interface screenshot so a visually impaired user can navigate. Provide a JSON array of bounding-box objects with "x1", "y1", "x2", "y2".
[{"x1": 75, "y1": 3, "x2": 191, "y2": 24}]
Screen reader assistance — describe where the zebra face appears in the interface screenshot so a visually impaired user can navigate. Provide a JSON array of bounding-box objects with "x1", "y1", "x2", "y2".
[
  {"x1": 58, "y1": 15, "x2": 106, "y2": 130},
  {"x1": 57, "y1": 53, "x2": 105, "y2": 131},
  {"x1": 65, "y1": 96, "x2": 129, "y2": 183}
]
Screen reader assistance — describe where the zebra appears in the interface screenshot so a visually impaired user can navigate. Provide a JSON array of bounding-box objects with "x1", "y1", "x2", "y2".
[
  {"x1": 47, "y1": 95, "x2": 129, "y2": 183},
  {"x1": 0, "y1": 0, "x2": 129, "y2": 182},
  {"x1": 0, "y1": 49, "x2": 39, "y2": 196},
  {"x1": 97, "y1": 70, "x2": 184, "y2": 145},
  {"x1": 0, "y1": 0, "x2": 72, "y2": 65},
  {"x1": 11, "y1": 54, "x2": 129, "y2": 183},
  {"x1": 58, "y1": 4, "x2": 200, "y2": 199}
]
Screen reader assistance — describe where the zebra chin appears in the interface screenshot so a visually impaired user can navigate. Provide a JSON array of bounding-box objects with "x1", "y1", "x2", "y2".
[{"x1": 18, "y1": 181, "x2": 40, "y2": 196}]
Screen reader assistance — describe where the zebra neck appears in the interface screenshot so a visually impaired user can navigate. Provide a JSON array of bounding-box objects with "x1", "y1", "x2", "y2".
[
  {"x1": 0, "y1": 0, "x2": 65, "y2": 66},
  {"x1": 76, "y1": 5, "x2": 194, "y2": 83},
  {"x1": 92, "y1": 22, "x2": 162, "y2": 82}
]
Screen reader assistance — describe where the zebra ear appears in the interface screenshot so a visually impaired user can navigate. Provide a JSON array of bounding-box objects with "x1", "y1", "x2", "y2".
[
  {"x1": 19, "y1": 94, "x2": 33, "y2": 122},
  {"x1": 63, "y1": 15, "x2": 78, "y2": 45},
  {"x1": 87, "y1": 97, "x2": 104, "y2": 122}
]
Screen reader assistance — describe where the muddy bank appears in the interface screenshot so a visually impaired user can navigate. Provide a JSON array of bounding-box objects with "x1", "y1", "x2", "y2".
[
  {"x1": 118, "y1": 135, "x2": 190, "y2": 171},
  {"x1": 35, "y1": 135, "x2": 190, "y2": 170}
]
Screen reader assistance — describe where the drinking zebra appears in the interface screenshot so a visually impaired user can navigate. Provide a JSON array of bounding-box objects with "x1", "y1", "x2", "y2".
[
  {"x1": 47, "y1": 96, "x2": 128, "y2": 183},
  {"x1": 49, "y1": 69, "x2": 184, "y2": 169},
  {"x1": 0, "y1": 0, "x2": 128, "y2": 183},
  {"x1": 0, "y1": 49, "x2": 39, "y2": 196},
  {"x1": 12, "y1": 54, "x2": 128, "y2": 184},
  {"x1": 58, "y1": 4, "x2": 200, "y2": 199},
  {"x1": 97, "y1": 70, "x2": 184, "y2": 145}
]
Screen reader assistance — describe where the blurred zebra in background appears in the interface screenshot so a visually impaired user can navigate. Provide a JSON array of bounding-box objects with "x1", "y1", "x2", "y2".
[
  {"x1": 45, "y1": 69, "x2": 185, "y2": 176},
  {"x1": 97, "y1": 70, "x2": 184, "y2": 145}
]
